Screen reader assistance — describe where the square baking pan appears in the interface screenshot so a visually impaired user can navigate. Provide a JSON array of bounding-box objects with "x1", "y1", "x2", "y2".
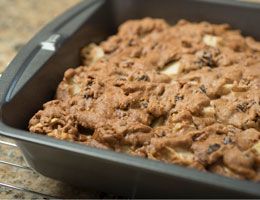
[{"x1": 0, "y1": 0, "x2": 260, "y2": 198}]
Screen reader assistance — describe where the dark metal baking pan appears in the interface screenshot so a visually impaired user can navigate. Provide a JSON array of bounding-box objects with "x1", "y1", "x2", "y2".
[{"x1": 0, "y1": 0, "x2": 260, "y2": 198}]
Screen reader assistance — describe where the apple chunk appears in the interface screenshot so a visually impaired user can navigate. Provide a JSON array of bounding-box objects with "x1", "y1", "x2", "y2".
[
  {"x1": 203, "y1": 34, "x2": 222, "y2": 47},
  {"x1": 161, "y1": 61, "x2": 181, "y2": 76}
]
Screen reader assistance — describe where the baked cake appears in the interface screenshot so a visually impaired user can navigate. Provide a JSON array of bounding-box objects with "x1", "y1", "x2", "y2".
[{"x1": 29, "y1": 18, "x2": 260, "y2": 181}]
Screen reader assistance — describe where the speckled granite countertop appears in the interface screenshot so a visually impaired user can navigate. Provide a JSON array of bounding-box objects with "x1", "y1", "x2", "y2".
[{"x1": 0, "y1": 0, "x2": 108, "y2": 199}]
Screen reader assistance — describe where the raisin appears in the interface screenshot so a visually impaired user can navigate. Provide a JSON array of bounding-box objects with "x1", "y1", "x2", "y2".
[
  {"x1": 84, "y1": 94, "x2": 90, "y2": 99},
  {"x1": 88, "y1": 82, "x2": 94, "y2": 87},
  {"x1": 207, "y1": 143, "x2": 221, "y2": 154},
  {"x1": 199, "y1": 85, "x2": 207, "y2": 94},
  {"x1": 236, "y1": 102, "x2": 248, "y2": 112},
  {"x1": 128, "y1": 38, "x2": 137, "y2": 46},
  {"x1": 181, "y1": 40, "x2": 192, "y2": 48},
  {"x1": 197, "y1": 50, "x2": 216, "y2": 68},
  {"x1": 136, "y1": 74, "x2": 150, "y2": 81},
  {"x1": 175, "y1": 94, "x2": 184, "y2": 101},
  {"x1": 86, "y1": 79, "x2": 94, "y2": 87},
  {"x1": 84, "y1": 91, "x2": 94, "y2": 99},
  {"x1": 253, "y1": 113, "x2": 260, "y2": 123},
  {"x1": 140, "y1": 100, "x2": 148, "y2": 108},
  {"x1": 78, "y1": 125, "x2": 95, "y2": 136},
  {"x1": 223, "y1": 136, "x2": 232, "y2": 145}
]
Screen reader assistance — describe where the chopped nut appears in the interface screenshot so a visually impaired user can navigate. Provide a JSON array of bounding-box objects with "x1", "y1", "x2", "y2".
[{"x1": 34, "y1": 123, "x2": 43, "y2": 129}]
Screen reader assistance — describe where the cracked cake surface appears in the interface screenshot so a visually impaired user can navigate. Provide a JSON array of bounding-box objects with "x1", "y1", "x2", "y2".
[{"x1": 29, "y1": 18, "x2": 260, "y2": 181}]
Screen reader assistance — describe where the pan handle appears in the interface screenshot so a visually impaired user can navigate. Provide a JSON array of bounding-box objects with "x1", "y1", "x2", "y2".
[
  {"x1": 4, "y1": 34, "x2": 63, "y2": 102},
  {"x1": 0, "y1": 0, "x2": 104, "y2": 103}
]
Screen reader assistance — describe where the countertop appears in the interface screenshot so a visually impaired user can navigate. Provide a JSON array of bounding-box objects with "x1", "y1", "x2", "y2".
[{"x1": 0, "y1": 0, "x2": 108, "y2": 198}]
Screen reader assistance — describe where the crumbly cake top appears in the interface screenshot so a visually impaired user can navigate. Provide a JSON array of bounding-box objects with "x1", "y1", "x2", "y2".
[{"x1": 29, "y1": 18, "x2": 260, "y2": 181}]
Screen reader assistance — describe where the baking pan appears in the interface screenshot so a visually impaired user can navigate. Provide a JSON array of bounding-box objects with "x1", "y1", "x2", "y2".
[{"x1": 0, "y1": 0, "x2": 260, "y2": 198}]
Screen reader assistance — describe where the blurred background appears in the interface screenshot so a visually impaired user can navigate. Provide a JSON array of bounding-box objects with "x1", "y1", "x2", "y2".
[{"x1": 0, "y1": 0, "x2": 80, "y2": 73}]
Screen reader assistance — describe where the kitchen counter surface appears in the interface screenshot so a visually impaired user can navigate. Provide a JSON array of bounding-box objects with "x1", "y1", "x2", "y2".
[
  {"x1": 0, "y1": 0, "x2": 108, "y2": 198},
  {"x1": 0, "y1": 0, "x2": 78, "y2": 72}
]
